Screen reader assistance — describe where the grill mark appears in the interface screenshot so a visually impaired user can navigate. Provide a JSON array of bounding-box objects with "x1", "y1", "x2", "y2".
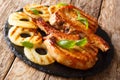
[
  {"x1": 82, "y1": 52, "x2": 92, "y2": 61},
  {"x1": 81, "y1": 46, "x2": 97, "y2": 60},
  {"x1": 30, "y1": 49, "x2": 36, "y2": 62},
  {"x1": 59, "y1": 46, "x2": 87, "y2": 63},
  {"x1": 15, "y1": 35, "x2": 20, "y2": 40},
  {"x1": 35, "y1": 36, "x2": 42, "y2": 42},
  {"x1": 75, "y1": 53, "x2": 88, "y2": 65},
  {"x1": 14, "y1": 28, "x2": 23, "y2": 40},
  {"x1": 90, "y1": 46, "x2": 98, "y2": 56},
  {"x1": 28, "y1": 35, "x2": 34, "y2": 41},
  {"x1": 81, "y1": 48, "x2": 89, "y2": 60},
  {"x1": 90, "y1": 45, "x2": 98, "y2": 53},
  {"x1": 40, "y1": 57, "x2": 44, "y2": 63},
  {"x1": 77, "y1": 47, "x2": 94, "y2": 61},
  {"x1": 84, "y1": 50, "x2": 96, "y2": 61},
  {"x1": 46, "y1": 55, "x2": 52, "y2": 63},
  {"x1": 70, "y1": 48, "x2": 89, "y2": 62},
  {"x1": 10, "y1": 27, "x2": 18, "y2": 36},
  {"x1": 21, "y1": 27, "x2": 24, "y2": 31}
]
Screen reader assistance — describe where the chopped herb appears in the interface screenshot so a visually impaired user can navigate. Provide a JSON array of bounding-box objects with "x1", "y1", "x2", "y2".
[
  {"x1": 75, "y1": 9, "x2": 89, "y2": 29},
  {"x1": 57, "y1": 40, "x2": 76, "y2": 49},
  {"x1": 30, "y1": 8, "x2": 39, "y2": 15},
  {"x1": 57, "y1": 2, "x2": 67, "y2": 7},
  {"x1": 21, "y1": 41, "x2": 33, "y2": 48},
  {"x1": 76, "y1": 37, "x2": 88, "y2": 47},
  {"x1": 57, "y1": 38, "x2": 88, "y2": 49}
]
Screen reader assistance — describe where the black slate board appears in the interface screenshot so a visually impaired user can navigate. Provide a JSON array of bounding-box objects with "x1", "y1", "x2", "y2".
[{"x1": 4, "y1": 9, "x2": 114, "y2": 78}]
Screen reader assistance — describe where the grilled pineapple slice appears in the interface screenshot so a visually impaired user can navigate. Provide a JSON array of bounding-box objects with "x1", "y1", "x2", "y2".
[
  {"x1": 24, "y1": 43, "x2": 55, "y2": 65},
  {"x1": 8, "y1": 12, "x2": 37, "y2": 28},
  {"x1": 23, "y1": 4, "x2": 50, "y2": 21},
  {"x1": 8, "y1": 26, "x2": 42, "y2": 46}
]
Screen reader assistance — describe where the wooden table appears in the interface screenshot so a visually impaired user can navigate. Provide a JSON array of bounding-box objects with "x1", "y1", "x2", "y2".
[{"x1": 0, "y1": 0, "x2": 119, "y2": 80}]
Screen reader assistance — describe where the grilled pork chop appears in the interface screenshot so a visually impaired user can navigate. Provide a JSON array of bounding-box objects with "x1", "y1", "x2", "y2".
[
  {"x1": 49, "y1": 5, "x2": 98, "y2": 33},
  {"x1": 44, "y1": 35, "x2": 98, "y2": 70},
  {"x1": 49, "y1": 5, "x2": 109, "y2": 52}
]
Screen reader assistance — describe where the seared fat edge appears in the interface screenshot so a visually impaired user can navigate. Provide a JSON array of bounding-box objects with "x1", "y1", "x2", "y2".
[
  {"x1": 44, "y1": 36, "x2": 98, "y2": 70},
  {"x1": 49, "y1": 5, "x2": 109, "y2": 52}
]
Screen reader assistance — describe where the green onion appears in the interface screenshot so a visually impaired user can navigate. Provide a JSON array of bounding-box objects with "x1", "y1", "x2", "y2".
[
  {"x1": 75, "y1": 9, "x2": 89, "y2": 29},
  {"x1": 57, "y1": 38, "x2": 88, "y2": 49},
  {"x1": 56, "y1": 2, "x2": 67, "y2": 7},
  {"x1": 30, "y1": 8, "x2": 39, "y2": 15},
  {"x1": 21, "y1": 41, "x2": 33, "y2": 48},
  {"x1": 57, "y1": 40, "x2": 76, "y2": 49},
  {"x1": 76, "y1": 37, "x2": 88, "y2": 47}
]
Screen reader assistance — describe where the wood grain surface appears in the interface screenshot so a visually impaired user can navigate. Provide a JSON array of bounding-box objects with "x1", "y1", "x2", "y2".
[
  {"x1": 86, "y1": 0, "x2": 119, "y2": 80},
  {"x1": 0, "y1": 0, "x2": 119, "y2": 80}
]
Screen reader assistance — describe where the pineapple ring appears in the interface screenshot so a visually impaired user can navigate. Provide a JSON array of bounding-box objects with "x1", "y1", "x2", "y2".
[
  {"x1": 8, "y1": 12, "x2": 37, "y2": 29},
  {"x1": 8, "y1": 26, "x2": 42, "y2": 46},
  {"x1": 23, "y1": 4, "x2": 50, "y2": 21},
  {"x1": 24, "y1": 43, "x2": 55, "y2": 65}
]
